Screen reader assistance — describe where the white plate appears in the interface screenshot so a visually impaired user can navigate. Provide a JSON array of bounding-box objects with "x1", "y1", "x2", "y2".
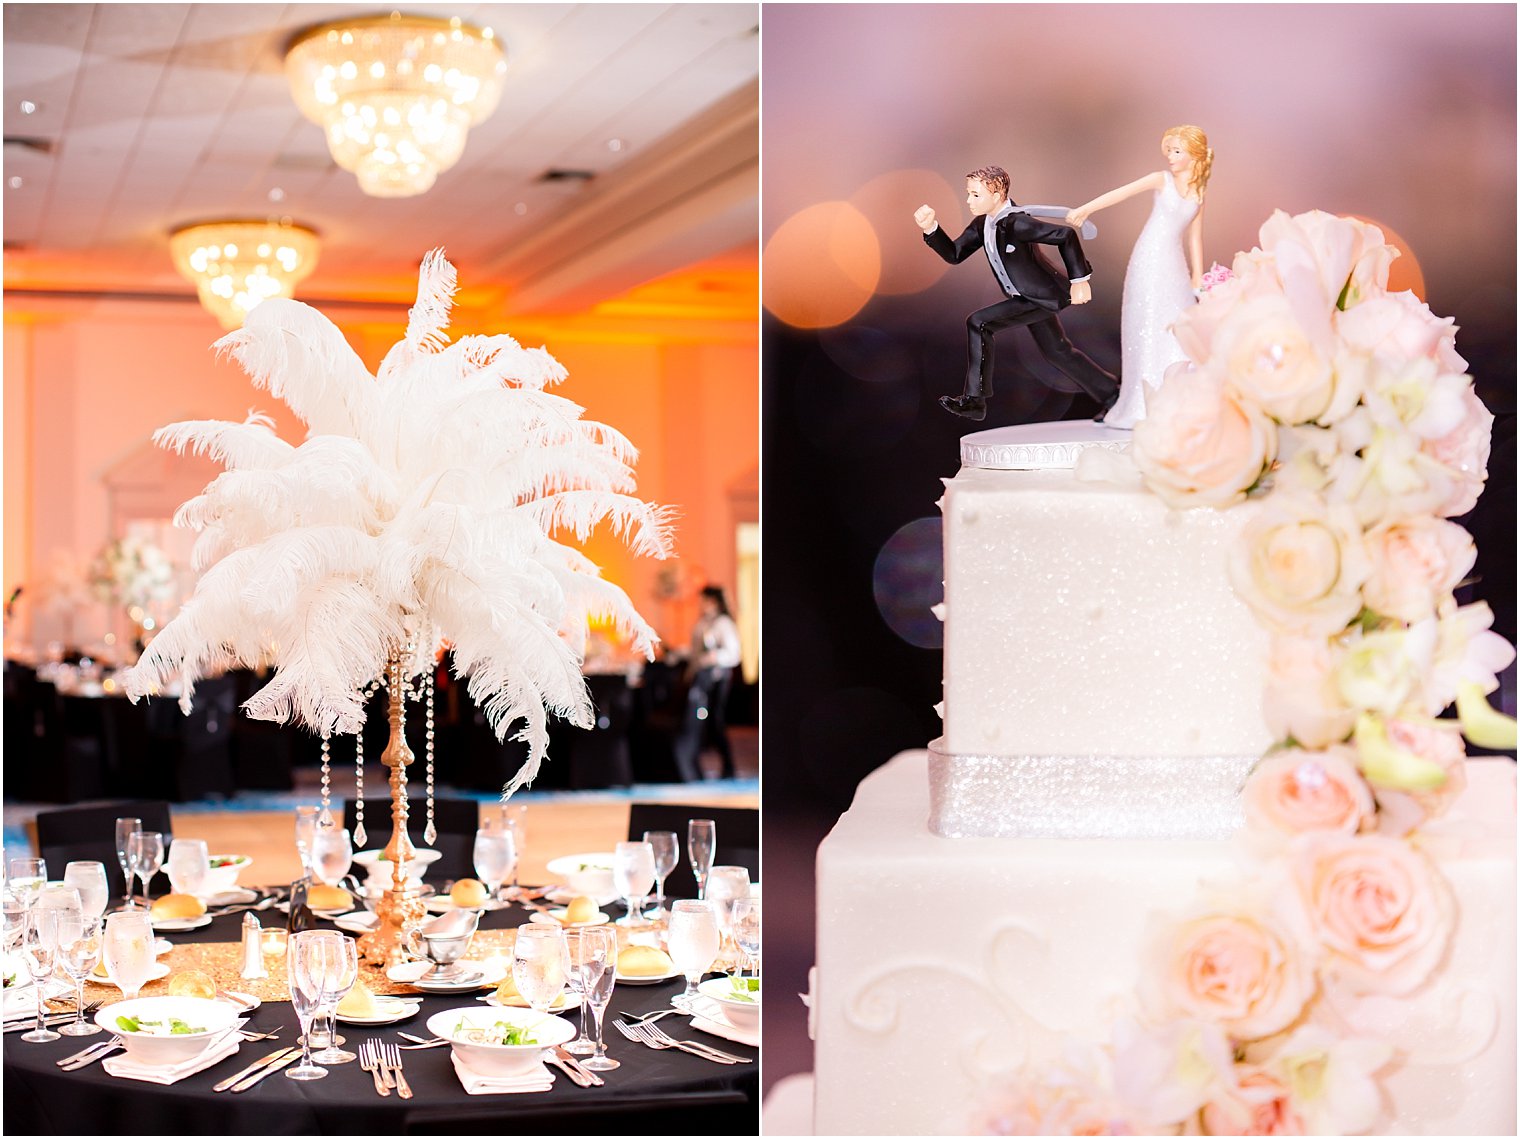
[
  {"x1": 614, "y1": 965, "x2": 686, "y2": 986},
  {"x1": 385, "y1": 958, "x2": 508, "y2": 993},
  {"x1": 92, "y1": 961, "x2": 171, "y2": 988},
  {"x1": 423, "y1": 895, "x2": 493, "y2": 915},
  {"x1": 529, "y1": 908, "x2": 610, "y2": 928},
  {"x1": 333, "y1": 913, "x2": 380, "y2": 935},
  {"x1": 478, "y1": 989, "x2": 582, "y2": 1013},
  {"x1": 150, "y1": 914, "x2": 212, "y2": 932},
  {"x1": 154, "y1": 938, "x2": 173, "y2": 957},
  {"x1": 543, "y1": 887, "x2": 621, "y2": 908},
  {"x1": 201, "y1": 888, "x2": 258, "y2": 906},
  {"x1": 274, "y1": 901, "x2": 352, "y2": 919},
  {"x1": 336, "y1": 997, "x2": 422, "y2": 1026}
]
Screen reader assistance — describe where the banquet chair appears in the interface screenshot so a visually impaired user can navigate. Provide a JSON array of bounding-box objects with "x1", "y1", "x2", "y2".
[
  {"x1": 35, "y1": 799, "x2": 173, "y2": 898},
  {"x1": 625, "y1": 803, "x2": 758, "y2": 900},
  {"x1": 342, "y1": 796, "x2": 480, "y2": 884}
]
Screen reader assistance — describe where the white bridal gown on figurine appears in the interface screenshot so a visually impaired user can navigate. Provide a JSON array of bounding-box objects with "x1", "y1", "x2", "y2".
[{"x1": 1104, "y1": 173, "x2": 1199, "y2": 428}]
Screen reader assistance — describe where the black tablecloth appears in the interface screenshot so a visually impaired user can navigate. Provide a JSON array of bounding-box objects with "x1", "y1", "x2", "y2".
[{"x1": 3, "y1": 900, "x2": 757, "y2": 1135}]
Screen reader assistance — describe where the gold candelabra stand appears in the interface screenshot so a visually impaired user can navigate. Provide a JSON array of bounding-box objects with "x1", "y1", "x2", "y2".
[{"x1": 356, "y1": 649, "x2": 427, "y2": 965}]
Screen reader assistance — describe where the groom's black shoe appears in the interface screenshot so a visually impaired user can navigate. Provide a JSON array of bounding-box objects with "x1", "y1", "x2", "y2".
[
  {"x1": 1091, "y1": 385, "x2": 1121, "y2": 424},
  {"x1": 939, "y1": 394, "x2": 987, "y2": 421}
]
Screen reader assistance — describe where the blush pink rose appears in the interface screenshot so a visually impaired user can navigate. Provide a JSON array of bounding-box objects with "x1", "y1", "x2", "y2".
[
  {"x1": 1243, "y1": 748, "x2": 1373, "y2": 841},
  {"x1": 1336, "y1": 290, "x2": 1466, "y2": 375},
  {"x1": 1363, "y1": 516, "x2": 1477, "y2": 623},
  {"x1": 1228, "y1": 495, "x2": 1371, "y2": 637},
  {"x1": 1372, "y1": 718, "x2": 1469, "y2": 835},
  {"x1": 1200, "y1": 1068, "x2": 1307, "y2": 1136},
  {"x1": 1287, "y1": 832, "x2": 1454, "y2": 995},
  {"x1": 1263, "y1": 636, "x2": 1357, "y2": 748},
  {"x1": 1258, "y1": 210, "x2": 1396, "y2": 314},
  {"x1": 1421, "y1": 383, "x2": 1493, "y2": 517},
  {"x1": 1212, "y1": 294, "x2": 1335, "y2": 425},
  {"x1": 1133, "y1": 365, "x2": 1277, "y2": 509}
]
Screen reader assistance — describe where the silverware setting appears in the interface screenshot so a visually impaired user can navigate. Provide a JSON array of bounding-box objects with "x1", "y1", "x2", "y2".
[
  {"x1": 4, "y1": 999, "x2": 104, "y2": 1034},
  {"x1": 617, "y1": 1007, "x2": 684, "y2": 1025},
  {"x1": 614, "y1": 1017, "x2": 749, "y2": 1064},
  {"x1": 212, "y1": 1047, "x2": 298, "y2": 1093},
  {"x1": 382, "y1": 1041, "x2": 413, "y2": 1098},
  {"x1": 230, "y1": 1048, "x2": 302, "y2": 1091},
  {"x1": 56, "y1": 1036, "x2": 125, "y2": 1070},
  {"x1": 552, "y1": 1044, "x2": 604, "y2": 1087},
  {"x1": 396, "y1": 1031, "x2": 449, "y2": 1050},
  {"x1": 359, "y1": 1039, "x2": 391, "y2": 1096}
]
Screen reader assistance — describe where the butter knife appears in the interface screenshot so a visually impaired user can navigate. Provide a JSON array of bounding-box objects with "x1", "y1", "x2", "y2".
[
  {"x1": 545, "y1": 1048, "x2": 591, "y2": 1087},
  {"x1": 213, "y1": 1047, "x2": 297, "y2": 1093},
  {"x1": 230, "y1": 1048, "x2": 302, "y2": 1091},
  {"x1": 554, "y1": 1045, "x2": 604, "y2": 1086}
]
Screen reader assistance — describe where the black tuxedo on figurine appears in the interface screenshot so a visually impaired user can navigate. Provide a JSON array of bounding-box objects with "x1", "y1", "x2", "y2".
[{"x1": 924, "y1": 205, "x2": 1119, "y2": 420}]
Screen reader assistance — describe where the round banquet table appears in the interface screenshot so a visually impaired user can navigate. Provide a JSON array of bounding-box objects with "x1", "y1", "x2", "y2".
[{"x1": 3, "y1": 897, "x2": 757, "y2": 1135}]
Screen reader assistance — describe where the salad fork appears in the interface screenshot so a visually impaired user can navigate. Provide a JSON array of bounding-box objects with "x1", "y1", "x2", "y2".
[
  {"x1": 636, "y1": 1020, "x2": 749, "y2": 1064},
  {"x1": 358, "y1": 1040, "x2": 390, "y2": 1096},
  {"x1": 383, "y1": 1042, "x2": 414, "y2": 1098}
]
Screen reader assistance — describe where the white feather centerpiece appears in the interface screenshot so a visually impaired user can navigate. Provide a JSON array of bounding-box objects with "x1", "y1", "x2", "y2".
[{"x1": 120, "y1": 250, "x2": 673, "y2": 962}]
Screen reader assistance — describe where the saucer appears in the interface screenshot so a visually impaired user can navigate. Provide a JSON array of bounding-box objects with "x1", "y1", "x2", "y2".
[
  {"x1": 92, "y1": 961, "x2": 171, "y2": 988},
  {"x1": 529, "y1": 909, "x2": 609, "y2": 928},
  {"x1": 149, "y1": 914, "x2": 212, "y2": 932},
  {"x1": 478, "y1": 990, "x2": 582, "y2": 1013},
  {"x1": 336, "y1": 996, "x2": 422, "y2": 1026},
  {"x1": 386, "y1": 958, "x2": 507, "y2": 993},
  {"x1": 614, "y1": 965, "x2": 685, "y2": 985}
]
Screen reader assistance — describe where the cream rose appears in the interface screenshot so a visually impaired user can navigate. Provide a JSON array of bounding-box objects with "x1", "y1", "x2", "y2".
[
  {"x1": 1287, "y1": 832, "x2": 1454, "y2": 995},
  {"x1": 1362, "y1": 515, "x2": 1475, "y2": 624},
  {"x1": 1212, "y1": 294, "x2": 1335, "y2": 425},
  {"x1": 1133, "y1": 365, "x2": 1277, "y2": 509},
  {"x1": 1243, "y1": 748, "x2": 1373, "y2": 841},
  {"x1": 1262, "y1": 635, "x2": 1357, "y2": 748},
  {"x1": 1199, "y1": 1068, "x2": 1307, "y2": 1136},
  {"x1": 1229, "y1": 495, "x2": 1370, "y2": 637},
  {"x1": 1146, "y1": 908, "x2": 1314, "y2": 1040},
  {"x1": 1335, "y1": 290, "x2": 1466, "y2": 375},
  {"x1": 1372, "y1": 718, "x2": 1469, "y2": 835},
  {"x1": 1421, "y1": 382, "x2": 1493, "y2": 518}
]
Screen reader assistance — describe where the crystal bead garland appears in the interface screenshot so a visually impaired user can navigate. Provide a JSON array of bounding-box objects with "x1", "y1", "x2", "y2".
[
  {"x1": 352, "y1": 685, "x2": 370, "y2": 849},
  {"x1": 423, "y1": 665, "x2": 437, "y2": 846},
  {"x1": 318, "y1": 735, "x2": 333, "y2": 824}
]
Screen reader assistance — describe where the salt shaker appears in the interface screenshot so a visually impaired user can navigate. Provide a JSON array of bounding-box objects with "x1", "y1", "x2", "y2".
[{"x1": 240, "y1": 911, "x2": 268, "y2": 979}]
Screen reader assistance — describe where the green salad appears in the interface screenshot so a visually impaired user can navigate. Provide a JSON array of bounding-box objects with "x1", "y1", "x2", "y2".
[
  {"x1": 115, "y1": 1015, "x2": 207, "y2": 1035},
  {"x1": 454, "y1": 1017, "x2": 539, "y2": 1046},
  {"x1": 725, "y1": 976, "x2": 760, "y2": 1003},
  {"x1": 208, "y1": 856, "x2": 245, "y2": 868}
]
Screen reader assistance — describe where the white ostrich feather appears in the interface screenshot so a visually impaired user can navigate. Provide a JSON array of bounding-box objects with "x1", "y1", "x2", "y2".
[{"x1": 122, "y1": 250, "x2": 672, "y2": 796}]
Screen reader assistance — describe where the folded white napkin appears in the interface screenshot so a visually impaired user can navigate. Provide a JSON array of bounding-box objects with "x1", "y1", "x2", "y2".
[
  {"x1": 691, "y1": 1011, "x2": 759, "y2": 1048},
  {"x1": 2, "y1": 986, "x2": 42, "y2": 1022},
  {"x1": 101, "y1": 1022, "x2": 246, "y2": 1085},
  {"x1": 451, "y1": 1051, "x2": 555, "y2": 1095}
]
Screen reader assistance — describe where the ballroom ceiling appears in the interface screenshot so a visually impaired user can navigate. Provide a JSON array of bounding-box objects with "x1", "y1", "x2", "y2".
[{"x1": 2, "y1": 3, "x2": 759, "y2": 317}]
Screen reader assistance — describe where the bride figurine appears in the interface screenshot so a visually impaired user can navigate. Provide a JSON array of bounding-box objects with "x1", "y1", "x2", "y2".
[{"x1": 1067, "y1": 125, "x2": 1213, "y2": 428}]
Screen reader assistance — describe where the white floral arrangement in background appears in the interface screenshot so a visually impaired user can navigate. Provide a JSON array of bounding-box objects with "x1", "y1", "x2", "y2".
[
  {"x1": 982, "y1": 211, "x2": 1515, "y2": 1135},
  {"x1": 90, "y1": 532, "x2": 177, "y2": 615}
]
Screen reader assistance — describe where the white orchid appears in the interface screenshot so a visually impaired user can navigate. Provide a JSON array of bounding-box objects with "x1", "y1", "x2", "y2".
[{"x1": 122, "y1": 250, "x2": 672, "y2": 794}]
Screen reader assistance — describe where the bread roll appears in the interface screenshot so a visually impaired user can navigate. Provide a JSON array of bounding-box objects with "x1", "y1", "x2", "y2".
[
  {"x1": 168, "y1": 970, "x2": 217, "y2": 999},
  {"x1": 337, "y1": 981, "x2": 378, "y2": 1017},
  {"x1": 306, "y1": 884, "x2": 352, "y2": 911},
  {"x1": 450, "y1": 878, "x2": 489, "y2": 908},
  {"x1": 150, "y1": 892, "x2": 207, "y2": 920},
  {"x1": 565, "y1": 895, "x2": 599, "y2": 924},
  {"x1": 617, "y1": 944, "x2": 674, "y2": 977},
  {"x1": 493, "y1": 973, "x2": 520, "y2": 1001}
]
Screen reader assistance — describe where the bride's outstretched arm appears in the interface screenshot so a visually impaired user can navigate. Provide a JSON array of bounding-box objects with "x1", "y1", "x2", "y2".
[
  {"x1": 1065, "y1": 172, "x2": 1165, "y2": 227},
  {"x1": 1186, "y1": 204, "x2": 1205, "y2": 288}
]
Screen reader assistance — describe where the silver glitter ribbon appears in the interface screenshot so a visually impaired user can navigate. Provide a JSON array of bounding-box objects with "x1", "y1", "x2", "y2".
[{"x1": 927, "y1": 739, "x2": 1256, "y2": 840}]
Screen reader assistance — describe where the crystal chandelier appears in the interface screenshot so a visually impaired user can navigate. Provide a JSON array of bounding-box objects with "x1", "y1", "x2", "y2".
[
  {"x1": 285, "y1": 14, "x2": 507, "y2": 198},
  {"x1": 169, "y1": 220, "x2": 320, "y2": 330}
]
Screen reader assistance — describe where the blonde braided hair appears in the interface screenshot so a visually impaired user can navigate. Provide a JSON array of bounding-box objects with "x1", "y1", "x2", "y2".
[{"x1": 1162, "y1": 125, "x2": 1212, "y2": 200}]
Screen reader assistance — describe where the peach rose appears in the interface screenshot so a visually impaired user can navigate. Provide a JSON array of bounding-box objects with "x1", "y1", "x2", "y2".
[
  {"x1": 1200, "y1": 1068, "x2": 1307, "y2": 1136},
  {"x1": 1146, "y1": 909, "x2": 1314, "y2": 1039},
  {"x1": 1173, "y1": 260, "x2": 1280, "y2": 368},
  {"x1": 1263, "y1": 635, "x2": 1357, "y2": 748},
  {"x1": 1372, "y1": 718, "x2": 1469, "y2": 835},
  {"x1": 1362, "y1": 516, "x2": 1476, "y2": 624},
  {"x1": 1336, "y1": 290, "x2": 1466, "y2": 375},
  {"x1": 1228, "y1": 495, "x2": 1370, "y2": 637},
  {"x1": 1421, "y1": 382, "x2": 1493, "y2": 518},
  {"x1": 1133, "y1": 365, "x2": 1277, "y2": 509},
  {"x1": 1258, "y1": 210, "x2": 1396, "y2": 314},
  {"x1": 1287, "y1": 832, "x2": 1454, "y2": 995},
  {"x1": 1212, "y1": 294, "x2": 1335, "y2": 425},
  {"x1": 1243, "y1": 748, "x2": 1373, "y2": 841}
]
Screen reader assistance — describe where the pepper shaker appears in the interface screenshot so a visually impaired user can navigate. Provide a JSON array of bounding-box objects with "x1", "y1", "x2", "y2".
[{"x1": 240, "y1": 911, "x2": 268, "y2": 979}]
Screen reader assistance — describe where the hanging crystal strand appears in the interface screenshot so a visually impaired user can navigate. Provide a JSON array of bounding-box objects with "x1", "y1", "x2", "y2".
[
  {"x1": 318, "y1": 734, "x2": 333, "y2": 825},
  {"x1": 423, "y1": 661, "x2": 438, "y2": 845},
  {"x1": 353, "y1": 695, "x2": 368, "y2": 849}
]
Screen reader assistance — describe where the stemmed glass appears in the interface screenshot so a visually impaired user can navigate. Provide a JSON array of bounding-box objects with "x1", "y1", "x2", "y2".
[
  {"x1": 309, "y1": 817, "x2": 353, "y2": 888},
  {"x1": 503, "y1": 804, "x2": 527, "y2": 901},
  {"x1": 706, "y1": 864, "x2": 751, "y2": 969},
  {"x1": 286, "y1": 929, "x2": 341, "y2": 1080},
  {"x1": 562, "y1": 929, "x2": 594, "y2": 1055},
  {"x1": 612, "y1": 841, "x2": 655, "y2": 928},
  {"x1": 731, "y1": 897, "x2": 760, "y2": 980},
  {"x1": 20, "y1": 905, "x2": 67, "y2": 1042},
  {"x1": 688, "y1": 819, "x2": 715, "y2": 901},
  {"x1": 643, "y1": 830, "x2": 678, "y2": 920},
  {"x1": 2, "y1": 888, "x2": 25, "y2": 955},
  {"x1": 307, "y1": 932, "x2": 358, "y2": 1066},
  {"x1": 63, "y1": 861, "x2": 109, "y2": 919},
  {"x1": 667, "y1": 898, "x2": 720, "y2": 1003},
  {"x1": 512, "y1": 923, "x2": 568, "y2": 1018},
  {"x1": 102, "y1": 910, "x2": 156, "y2": 999},
  {"x1": 114, "y1": 817, "x2": 142, "y2": 909},
  {"x1": 578, "y1": 926, "x2": 619, "y2": 1072},
  {"x1": 7, "y1": 858, "x2": 46, "y2": 908},
  {"x1": 294, "y1": 806, "x2": 318, "y2": 881},
  {"x1": 165, "y1": 839, "x2": 209, "y2": 898},
  {"x1": 56, "y1": 913, "x2": 103, "y2": 1037},
  {"x1": 127, "y1": 831, "x2": 164, "y2": 908},
  {"x1": 472, "y1": 825, "x2": 514, "y2": 910}
]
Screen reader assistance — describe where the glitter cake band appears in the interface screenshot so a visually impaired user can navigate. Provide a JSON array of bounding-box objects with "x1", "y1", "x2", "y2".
[{"x1": 926, "y1": 739, "x2": 1257, "y2": 840}]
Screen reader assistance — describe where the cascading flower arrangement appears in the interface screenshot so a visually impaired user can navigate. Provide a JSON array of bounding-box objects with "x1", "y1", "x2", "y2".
[
  {"x1": 121, "y1": 249, "x2": 672, "y2": 797},
  {"x1": 90, "y1": 532, "x2": 176, "y2": 616},
  {"x1": 980, "y1": 212, "x2": 1514, "y2": 1135}
]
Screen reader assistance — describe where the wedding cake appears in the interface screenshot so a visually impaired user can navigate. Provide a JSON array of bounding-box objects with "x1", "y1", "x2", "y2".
[{"x1": 811, "y1": 213, "x2": 1517, "y2": 1136}]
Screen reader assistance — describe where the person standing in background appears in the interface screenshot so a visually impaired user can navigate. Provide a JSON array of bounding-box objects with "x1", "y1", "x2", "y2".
[{"x1": 674, "y1": 585, "x2": 742, "y2": 781}]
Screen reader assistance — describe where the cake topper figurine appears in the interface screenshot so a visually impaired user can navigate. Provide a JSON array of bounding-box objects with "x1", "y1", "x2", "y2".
[
  {"x1": 915, "y1": 165, "x2": 1119, "y2": 422},
  {"x1": 1067, "y1": 125, "x2": 1213, "y2": 428}
]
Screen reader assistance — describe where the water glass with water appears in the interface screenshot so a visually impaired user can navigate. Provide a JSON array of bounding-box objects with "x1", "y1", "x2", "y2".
[
  {"x1": 63, "y1": 861, "x2": 109, "y2": 919},
  {"x1": 612, "y1": 841, "x2": 655, "y2": 927},
  {"x1": 472, "y1": 827, "x2": 515, "y2": 909},
  {"x1": 667, "y1": 898, "x2": 720, "y2": 1001},
  {"x1": 309, "y1": 818, "x2": 353, "y2": 888},
  {"x1": 102, "y1": 910, "x2": 156, "y2": 999},
  {"x1": 6, "y1": 858, "x2": 46, "y2": 908},
  {"x1": 294, "y1": 806, "x2": 318, "y2": 880},
  {"x1": 165, "y1": 839, "x2": 209, "y2": 898},
  {"x1": 512, "y1": 924, "x2": 568, "y2": 1014}
]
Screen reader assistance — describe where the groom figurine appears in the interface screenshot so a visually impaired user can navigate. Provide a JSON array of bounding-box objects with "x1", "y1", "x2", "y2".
[{"x1": 915, "y1": 166, "x2": 1118, "y2": 421}]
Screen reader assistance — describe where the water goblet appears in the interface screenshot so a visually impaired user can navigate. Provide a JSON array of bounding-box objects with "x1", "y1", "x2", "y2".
[
  {"x1": 512, "y1": 923, "x2": 568, "y2": 1015},
  {"x1": 731, "y1": 897, "x2": 760, "y2": 980},
  {"x1": 667, "y1": 898, "x2": 720, "y2": 1002},
  {"x1": 20, "y1": 906, "x2": 65, "y2": 1042},
  {"x1": 7, "y1": 857, "x2": 46, "y2": 908},
  {"x1": 57, "y1": 913, "x2": 103, "y2": 1036},
  {"x1": 562, "y1": 929, "x2": 594, "y2": 1055},
  {"x1": 63, "y1": 860, "x2": 109, "y2": 919},
  {"x1": 578, "y1": 925, "x2": 620, "y2": 1072},
  {"x1": 294, "y1": 806, "x2": 318, "y2": 880},
  {"x1": 612, "y1": 841, "x2": 655, "y2": 928},
  {"x1": 286, "y1": 929, "x2": 338, "y2": 1080},
  {"x1": 127, "y1": 831, "x2": 164, "y2": 908},
  {"x1": 102, "y1": 910, "x2": 156, "y2": 999},
  {"x1": 309, "y1": 816, "x2": 353, "y2": 888},
  {"x1": 165, "y1": 838, "x2": 209, "y2": 898},
  {"x1": 503, "y1": 804, "x2": 527, "y2": 900},
  {"x1": 113, "y1": 817, "x2": 142, "y2": 908},
  {"x1": 472, "y1": 826, "x2": 514, "y2": 910},
  {"x1": 643, "y1": 830, "x2": 678, "y2": 920},
  {"x1": 706, "y1": 864, "x2": 751, "y2": 966},
  {"x1": 2, "y1": 888, "x2": 25, "y2": 955},
  {"x1": 308, "y1": 932, "x2": 358, "y2": 1065},
  {"x1": 687, "y1": 819, "x2": 715, "y2": 901}
]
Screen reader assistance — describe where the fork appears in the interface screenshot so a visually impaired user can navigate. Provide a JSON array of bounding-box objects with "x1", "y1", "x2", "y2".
[
  {"x1": 383, "y1": 1042, "x2": 414, "y2": 1098},
  {"x1": 238, "y1": 1028, "x2": 282, "y2": 1042},
  {"x1": 637, "y1": 1020, "x2": 749, "y2": 1064},
  {"x1": 358, "y1": 1040, "x2": 390, "y2": 1096},
  {"x1": 617, "y1": 1007, "x2": 683, "y2": 1025},
  {"x1": 56, "y1": 1036, "x2": 124, "y2": 1070}
]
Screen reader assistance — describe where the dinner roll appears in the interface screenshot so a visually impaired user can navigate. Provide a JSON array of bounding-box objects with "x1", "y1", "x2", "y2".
[
  {"x1": 617, "y1": 944, "x2": 674, "y2": 977},
  {"x1": 450, "y1": 878, "x2": 489, "y2": 908},
  {"x1": 337, "y1": 981, "x2": 378, "y2": 1017},
  {"x1": 150, "y1": 892, "x2": 207, "y2": 921},
  {"x1": 564, "y1": 895, "x2": 599, "y2": 924},
  {"x1": 168, "y1": 969, "x2": 217, "y2": 999},
  {"x1": 493, "y1": 973, "x2": 520, "y2": 1001},
  {"x1": 306, "y1": 884, "x2": 352, "y2": 911}
]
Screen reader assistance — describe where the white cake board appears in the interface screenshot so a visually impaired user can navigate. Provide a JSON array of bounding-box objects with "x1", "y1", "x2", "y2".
[{"x1": 959, "y1": 419, "x2": 1131, "y2": 470}]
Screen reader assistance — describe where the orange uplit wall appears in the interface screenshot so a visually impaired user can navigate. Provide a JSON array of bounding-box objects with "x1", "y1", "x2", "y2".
[{"x1": 2, "y1": 278, "x2": 757, "y2": 656}]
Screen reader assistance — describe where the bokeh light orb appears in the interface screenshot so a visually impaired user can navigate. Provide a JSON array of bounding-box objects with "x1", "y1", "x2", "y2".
[
  {"x1": 847, "y1": 168, "x2": 962, "y2": 296},
  {"x1": 763, "y1": 201, "x2": 880, "y2": 328},
  {"x1": 1350, "y1": 215, "x2": 1425, "y2": 301},
  {"x1": 873, "y1": 516, "x2": 944, "y2": 649}
]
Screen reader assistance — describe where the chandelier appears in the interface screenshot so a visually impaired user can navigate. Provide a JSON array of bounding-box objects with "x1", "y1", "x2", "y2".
[
  {"x1": 285, "y1": 14, "x2": 507, "y2": 198},
  {"x1": 169, "y1": 220, "x2": 320, "y2": 330}
]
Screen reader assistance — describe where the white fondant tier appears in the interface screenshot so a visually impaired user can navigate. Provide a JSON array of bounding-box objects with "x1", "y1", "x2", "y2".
[{"x1": 813, "y1": 751, "x2": 1518, "y2": 1136}]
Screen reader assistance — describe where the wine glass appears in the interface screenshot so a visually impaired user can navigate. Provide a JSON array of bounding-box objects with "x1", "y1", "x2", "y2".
[
  {"x1": 612, "y1": 841, "x2": 655, "y2": 928},
  {"x1": 307, "y1": 932, "x2": 358, "y2": 1066},
  {"x1": 688, "y1": 819, "x2": 715, "y2": 900},
  {"x1": 63, "y1": 861, "x2": 109, "y2": 919},
  {"x1": 731, "y1": 897, "x2": 760, "y2": 980},
  {"x1": 56, "y1": 913, "x2": 103, "y2": 1037},
  {"x1": 2, "y1": 888, "x2": 25, "y2": 955},
  {"x1": 286, "y1": 930, "x2": 337, "y2": 1080},
  {"x1": 472, "y1": 826, "x2": 514, "y2": 910},
  {"x1": 309, "y1": 818, "x2": 353, "y2": 888},
  {"x1": 512, "y1": 924, "x2": 568, "y2": 1016},
  {"x1": 20, "y1": 905, "x2": 67, "y2": 1042},
  {"x1": 562, "y1": 928, "x2": 594, "y2": 1055},
  {"x1": 294, "y1": 806, "x2": 318, "y2": 880},
  {"x1": 503, "y1": 804, "x2": 527, "y2": 900},
  {"x1": 127, "y1": 831, "x2": 164, "y2": 907},
  {"x1": 578, "y1": 925, "x2": 620, "y2": 1072},
  {"x1": 667, "y1": 898, "x2": 720, "y2": 1003},
  {"x1": 643, "y1": 830, "x2": 678, "y2": 920},
  {"x1": 165, "y1": 839, "x2": 209, "y2": 898},
  {"x1": 114, "y1": 817, "x2": 142, "y2": 909},
  {"x1": 102, "y1": 910, "x2": 156, "y2": 999},
  {"x1": 6, "y1": 857, "x2": 46, "y2": 908}
]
